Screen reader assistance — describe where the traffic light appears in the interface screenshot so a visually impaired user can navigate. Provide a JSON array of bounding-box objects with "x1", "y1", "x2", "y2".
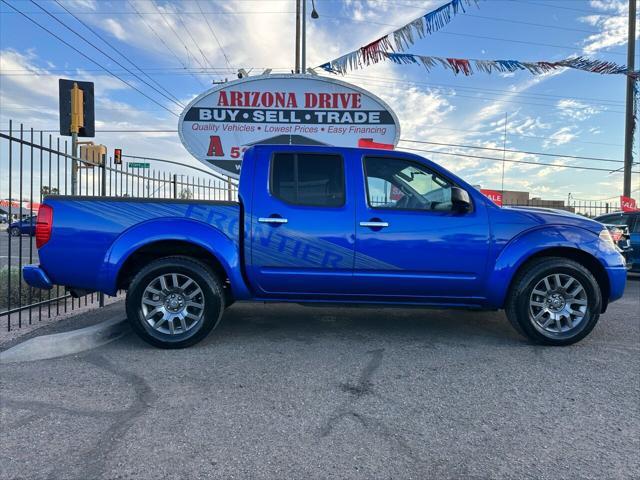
[
  {"x1": 114, "y1": 148, "x2": 122, "y2": 165},
  {"x1": 58, "y1": 79, "x2": 94, "y2": 137},
  {"x1": 79, "y1": 144, "x2": 106, "y2": 167}
]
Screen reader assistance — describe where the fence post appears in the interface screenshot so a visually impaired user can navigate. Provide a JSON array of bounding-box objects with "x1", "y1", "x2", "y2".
[
  {"x1": 99, "y1": 153, "x2": 106, "y2": 307},
  {"x1": 606, "y1": 203, "x2": 609, "y2": 214},
  {"x1": 173, "y1": 174, "x2": 178, "y2": 198},
  {"x1": 227, "y1": 176, "x2": 232, "y2": 201}
]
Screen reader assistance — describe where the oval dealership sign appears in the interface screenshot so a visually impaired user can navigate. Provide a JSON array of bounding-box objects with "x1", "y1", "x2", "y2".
[{"x1": 178, "y1": 74, "x2": 400, "y2": 178}]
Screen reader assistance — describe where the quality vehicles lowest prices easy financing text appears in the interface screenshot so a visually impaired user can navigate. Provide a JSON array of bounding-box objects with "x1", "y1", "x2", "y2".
[{"x1": 23, "y1": 145, "x2": 627, "y2": 348}]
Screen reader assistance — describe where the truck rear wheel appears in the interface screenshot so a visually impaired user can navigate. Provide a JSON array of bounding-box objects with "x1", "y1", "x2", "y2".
[
  {"x1": 126, "y1": 256, "x2": 225, "y2": 349},
  {"x1": 505, "y1": 257, "x2": 602, "y2": 346}
]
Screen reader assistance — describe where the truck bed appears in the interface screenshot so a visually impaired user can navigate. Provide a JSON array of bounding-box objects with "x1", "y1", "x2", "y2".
[{"x1": 38, "y1": 196, "x2": 240, "y2": 294}]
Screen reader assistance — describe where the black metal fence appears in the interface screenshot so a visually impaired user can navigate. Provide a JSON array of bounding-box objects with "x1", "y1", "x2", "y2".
[
  {"x1": 1, "y1": 121, "x2": 237, "y2": 332},
  {"x1": 503, "y1": 199, "x2": 620, "y2": 218}
]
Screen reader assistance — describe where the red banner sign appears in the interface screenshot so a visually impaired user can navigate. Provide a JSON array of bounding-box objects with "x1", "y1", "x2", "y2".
[
  {"x1": 0, "y1": 200, "x2": 40, "y2": 212},
  {"x1": 620, "y1": 195, "x2": 639, "y2": 212},
  {"x1": 481, "y1": 189, "x2": 503, "y2": 206}
]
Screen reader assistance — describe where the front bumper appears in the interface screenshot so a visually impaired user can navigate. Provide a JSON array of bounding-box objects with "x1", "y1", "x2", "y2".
[
  {"x1": 606, "y1": 265, "x2": 627, "y2": 303},
  {"x1": 22, "y1": 265, "x2": 53, "y2": 290}
]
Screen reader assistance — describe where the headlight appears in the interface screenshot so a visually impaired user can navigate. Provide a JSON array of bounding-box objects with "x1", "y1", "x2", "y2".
[{"x1": 599, "y1": 228, "x2": 617, "y2": 252}]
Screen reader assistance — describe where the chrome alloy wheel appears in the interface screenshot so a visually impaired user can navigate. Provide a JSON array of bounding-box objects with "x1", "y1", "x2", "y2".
[
  {"x1": 529, "y1": 273, "x2": 588, "y2": 337},
  {"x1": 141, "y1": 273, "x2": 205, "y2": 335}
]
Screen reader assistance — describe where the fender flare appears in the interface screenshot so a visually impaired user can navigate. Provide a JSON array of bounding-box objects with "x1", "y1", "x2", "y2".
[
  {"x1": 97, "y1": 217, "x2": 250, "y2": 298},
  {"x1": 486, "y1": 225, "x2": 602, "y2": 308}
]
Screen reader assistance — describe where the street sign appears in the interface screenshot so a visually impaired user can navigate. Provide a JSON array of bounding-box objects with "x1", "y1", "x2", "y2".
[
  {"x1": 127, "y1": 162, "x2": 150, "y2": 168},
  {"x1": 59, "y1": 79, "x2": 95, "y2": 137},
  {"x1": 178, "y1": 74, "x2": 400, "y2": 178}
]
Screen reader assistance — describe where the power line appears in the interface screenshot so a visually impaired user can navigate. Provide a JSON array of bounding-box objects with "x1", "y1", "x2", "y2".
[
  {"x1": 52, "y1": 0, "x2": 184, "y2": 106},
  {"x1": 1, "y1": 0, "x2": 179, "y2": 116},
  {"x1": 196, "y1": 0, "x2": 234, "y2": 72},
  {"x1": 344, "y1": 73, "x2": 625, "y2": 108},
  {"x1": 340, "y1": 75, "x2": 626, "y2": 113},
  {"x1": 462, "y1": 13, "x2": 604, "y2": 35},
  {"x1": 0, "y1": 67, "x2": 290, "y2": 75},
  {"x1": 323, "y1": 12, "x2": 603, "y2": 36},
  {"x1": 399, "y1": 139, "x2": 627, "y2": 164},
  {"x1": 437, "y1": 31, "x2": 627, "y2": 57},
  {"x1": 398, "y1": 124, "x2": 624, "y2": 148},
  {"x1": 174, "y1": 9, "x2": 219, "y2": 74},
  {"x1": 514, "y1": 0, "x2": 621, "y2": 17},
  {"x1": 1, "y1": 63, "x2": 626, "y2": 109},
  {"x1": 399, "y1": 146, "x2": 640, "y2": 174},
  {"x1": 0, "y1": 124, "x2": 628, "y2": 167},
  {"x1": 149, "y1": 0, "x2": 208, "y2": 72},
  {"x1": 321, "y1": 15, "x2": 628, "y2": 56},
  {"x1": 0, "y1": 9, "x2": 298, "y2": 15},
  {"x1": 29, "y1": 0, "x2": 185, "y2": 109},
  {"x1": 1, "y1": 63, "x2": 626, "y2": 108},
  {"x1": 126, "y1": 0, "x2": 208, "y2": 88}
]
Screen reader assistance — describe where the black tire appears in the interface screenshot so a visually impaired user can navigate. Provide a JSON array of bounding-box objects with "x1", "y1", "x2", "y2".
[
  {"x1": 505, "y1": 257, "x2": 602, "y2": 346},
  {"x1": 126, "y1": 256, "x2": 225, "y2": 349},
  {"x1": 10, "y1": 227, "x2": 20, "y2": 237}
]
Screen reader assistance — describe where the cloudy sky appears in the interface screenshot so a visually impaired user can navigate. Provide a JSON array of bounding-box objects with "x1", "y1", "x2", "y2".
[{"x1": 0, "y1": 0, "x2": 638, "y2": 201}]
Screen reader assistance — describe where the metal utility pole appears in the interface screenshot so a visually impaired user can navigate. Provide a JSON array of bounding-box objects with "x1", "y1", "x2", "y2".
[
  {"x1": 623, "y1": 0, "x2": 636, "y2": 197},
  {"x1": 295, "y1": 0, "x2": 301, "y2": 73},
  {"x1": 501, "y1": 112, "x2": 508, "y2": 194},
  {"x1": 301, "y1": 0, "x2": 307, "y2": 73},
  {"x1": 70, "y1": 82, "x2": 83, "y2": 195}
]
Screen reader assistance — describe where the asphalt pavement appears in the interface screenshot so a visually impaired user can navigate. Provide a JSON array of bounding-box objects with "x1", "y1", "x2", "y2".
[
  {"x1": 1, "y1": 279, "x2": 638, "y2": 480},
  {"x1": 0, "y1": 231, "x2": 38, "y2": 268}
]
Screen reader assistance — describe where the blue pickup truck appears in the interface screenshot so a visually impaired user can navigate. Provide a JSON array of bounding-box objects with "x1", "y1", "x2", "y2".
[{"x1": 23, "y1": 145, "x2": 626, "y2": 348}]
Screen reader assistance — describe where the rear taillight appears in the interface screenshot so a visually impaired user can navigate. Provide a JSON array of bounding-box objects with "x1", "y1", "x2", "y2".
[{"x1": 35, "y1": 204, "x2": 53, "y2": 248}]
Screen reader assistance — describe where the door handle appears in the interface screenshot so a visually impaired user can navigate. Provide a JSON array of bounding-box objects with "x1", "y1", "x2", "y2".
[
  {"x1": 359, "y1": 221, "x2": 389, "y2": 228},
  {"x1": 258, "y1": 217, "x2": 288, "y2": 224}
]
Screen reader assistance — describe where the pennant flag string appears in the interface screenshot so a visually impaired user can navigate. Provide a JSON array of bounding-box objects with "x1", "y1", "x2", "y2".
[
  {"x1": 320, "y1": 52, "x2": 639, "y2": 80},
  {"x1": 318, "y1": 0, "x2": 480, "y2": 73}
]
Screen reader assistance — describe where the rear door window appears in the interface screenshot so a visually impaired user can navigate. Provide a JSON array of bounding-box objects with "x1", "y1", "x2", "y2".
[{"x1": 270, "y1": 153, "x2": 345, "y2": 207}]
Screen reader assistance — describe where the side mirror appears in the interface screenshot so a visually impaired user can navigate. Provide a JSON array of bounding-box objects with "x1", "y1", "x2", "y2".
[{"x1": 451, "y1": 187, "x2": 471, "y2": 213}]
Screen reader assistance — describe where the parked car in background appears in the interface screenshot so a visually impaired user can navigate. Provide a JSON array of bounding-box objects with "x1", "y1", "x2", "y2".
[
  {"x1": 595, "y1": 211, "x2": 639, "y2": 272},
  {"x1": 0, "y1": 213, "x2": 8, "y2": 224},
  {"x1": 600, "y1": 224, "x2": 633, "y2": 270},
  {"x1": 22, "y1": 145, "x2": 627, "y2": 348},
  {"x1": 7, "y1": 215, "x2": 37, "y2": 236}
]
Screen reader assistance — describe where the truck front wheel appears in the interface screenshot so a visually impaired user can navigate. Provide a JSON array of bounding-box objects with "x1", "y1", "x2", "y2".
[
  {"x1": 126, "y1": 256, "x2": 225, "y2": 348},
  {"x1": 505, "y1": 257, "x2": 602, "y2": 346}
]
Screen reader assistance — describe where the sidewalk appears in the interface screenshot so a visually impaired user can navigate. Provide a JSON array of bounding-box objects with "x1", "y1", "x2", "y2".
[{"x1": 0, "y1": 297, "x2": 125, "y2": 350}]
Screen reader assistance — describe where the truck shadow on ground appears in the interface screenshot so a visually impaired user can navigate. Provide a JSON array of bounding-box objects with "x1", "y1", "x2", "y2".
[
  {"x1": 118, "y1": 275, "x2": 639, "y2": 351},
  {"x1": 119, "y1": 302, "x2": 527, "y2": 351}
]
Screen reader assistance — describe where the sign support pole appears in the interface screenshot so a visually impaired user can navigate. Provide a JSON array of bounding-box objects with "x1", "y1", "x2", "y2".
[
  {"x1": 99, "y1": 152, "x2": 106, "y2": 307},
  {"x1": 301, "y1": 0, "x2": 306, "y2": 73},
  {"x1": 71, "y1": 132, "x2": 78, "y2": 195},
  {"x1": 69, "y1": 82, "x2": 84, "y2": 195},
  {"x1": 623, "y1": 0, "x2": 636, "y2": 197},
  {"x1": 295, "y1": 0, "x2": 301, "y2": 73}
]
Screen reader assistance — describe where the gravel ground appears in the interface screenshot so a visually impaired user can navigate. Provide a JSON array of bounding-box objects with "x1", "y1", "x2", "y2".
[{"x1": 1, "y1": 279, "x2": 638, "y2": 480}]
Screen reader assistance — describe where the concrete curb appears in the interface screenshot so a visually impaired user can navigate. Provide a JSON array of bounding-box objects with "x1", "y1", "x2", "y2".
[{"x1": 0, "y1": 316, "x2": 130, "y2": 364}]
